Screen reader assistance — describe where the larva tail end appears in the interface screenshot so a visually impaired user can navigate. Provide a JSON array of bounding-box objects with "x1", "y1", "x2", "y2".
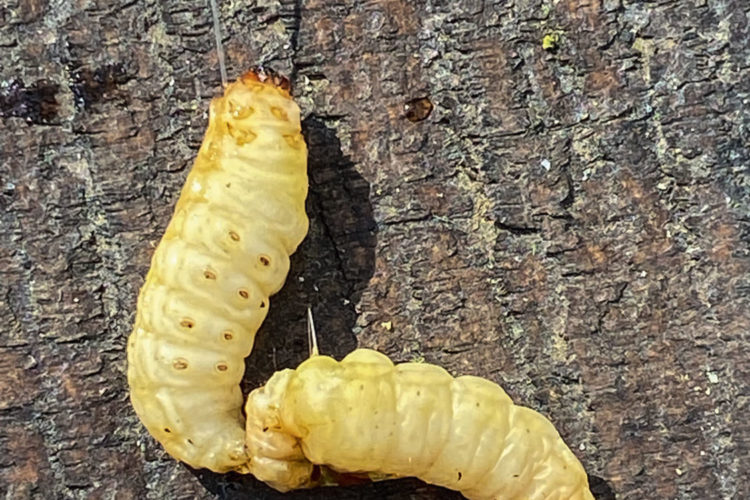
[{"x1": 241, "y1": 66, "x2": 292, "y2": 94}]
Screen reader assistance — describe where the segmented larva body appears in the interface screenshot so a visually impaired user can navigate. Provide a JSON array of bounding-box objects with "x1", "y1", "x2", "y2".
[
  {"x1": 127, "y1": 70, "x2": 308, "y2": 473},
  {"x1": 245, "y1": 349, "x2": 594, "y2": 500}
]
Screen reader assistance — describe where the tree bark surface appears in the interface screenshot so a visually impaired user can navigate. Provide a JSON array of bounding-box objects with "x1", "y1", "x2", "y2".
[{"x1": 1, "y1": 1, "x2": 748, "y2": 499}]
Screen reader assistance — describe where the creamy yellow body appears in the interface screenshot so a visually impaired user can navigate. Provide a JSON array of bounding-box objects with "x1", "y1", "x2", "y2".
[
  {"x1": 127, "y1": 73, "x2": 308, "y2": 472},
  {"x1": 245, "y1": 349, "x2": 594, "y2": 500}
]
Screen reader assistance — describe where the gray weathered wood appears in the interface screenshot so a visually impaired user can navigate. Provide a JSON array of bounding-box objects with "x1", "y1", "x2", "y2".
[{"x1": 1, "y1": 0, "x2": 748, "y2": 498}]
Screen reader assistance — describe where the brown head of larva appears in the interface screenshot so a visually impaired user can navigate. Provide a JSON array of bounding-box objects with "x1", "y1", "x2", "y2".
[{"x1": 240, "y1": 66, "x2": 292, "y2": 94}]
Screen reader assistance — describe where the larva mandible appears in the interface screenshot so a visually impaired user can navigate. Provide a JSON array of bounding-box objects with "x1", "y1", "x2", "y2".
[
  {"x1": 245, "y1": 349, "x2": 594, "y2": 500},
  {"x1": 127, "y1": 68, "x2": 309, "y2": 473}
]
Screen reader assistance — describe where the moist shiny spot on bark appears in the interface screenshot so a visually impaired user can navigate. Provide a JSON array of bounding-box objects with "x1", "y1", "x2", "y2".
[{"x1": 0, "y1": 78, "x2": 59, "y2": 124}]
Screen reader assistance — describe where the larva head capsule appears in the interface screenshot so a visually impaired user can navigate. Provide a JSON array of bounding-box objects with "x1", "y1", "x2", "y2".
[{"x1": 240, "y1": 66, "x2": 292, "y2": 95}]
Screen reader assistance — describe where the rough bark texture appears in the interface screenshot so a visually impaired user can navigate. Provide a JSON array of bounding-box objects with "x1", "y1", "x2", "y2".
[{"x1": 1, "y1": 0, "x2": 748, "y2": 499}]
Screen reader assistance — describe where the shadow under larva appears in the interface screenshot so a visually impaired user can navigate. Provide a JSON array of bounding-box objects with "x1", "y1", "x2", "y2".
[
  {"x1": 238, "y1": 115, "x2": 378, "y2": 391},
  {"x1": 588, "y1": 475, "x2": 616, "y2": 500},
  {"x1": 194, "y1": 116, "x2": 391, "y2": 498},
  {"x1": 197, "y1": 471, "x2": 464, "y2": 500},
  {"x1": 190, "y1": 112, "x2": 463, "y2": 500}
]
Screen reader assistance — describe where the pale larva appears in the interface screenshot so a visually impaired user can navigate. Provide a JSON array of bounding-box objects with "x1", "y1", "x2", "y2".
[
  {"x1": 127, "y1": 68, "x2": 308, "y2": 473},
  {"x1": 245, "y1": 349, "x2": 594, "y2": 500}
]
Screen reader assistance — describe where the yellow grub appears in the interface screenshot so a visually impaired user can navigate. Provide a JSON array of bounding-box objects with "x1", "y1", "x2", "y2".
[
  {"x1": 245, "y1": 350, "x2": 595, "y2": 500},
  {"x1": 127, "y1": 70, "x2": 308, "y2": 473}
]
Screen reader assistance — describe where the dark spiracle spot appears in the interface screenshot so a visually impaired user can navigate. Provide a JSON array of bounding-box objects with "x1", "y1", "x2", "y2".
[
  {"x1": 404, "y1": 97, "x2": 433, "y2": 122},
  {"x1": 0, "y1": 79, "x2": 60, "y2": 125},
  {"x1": 589, "y1": 474, "x2": 616, "y2": 500}
]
